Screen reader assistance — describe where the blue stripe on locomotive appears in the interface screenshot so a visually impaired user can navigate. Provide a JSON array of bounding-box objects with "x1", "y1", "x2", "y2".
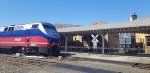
[{"x1": 0, "y1": 29, "x2": 60, "y2": 43}]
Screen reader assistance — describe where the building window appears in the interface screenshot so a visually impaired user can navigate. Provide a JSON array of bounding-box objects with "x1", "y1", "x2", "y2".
[
  {"x1": 147, "y1": 42, "x2": 150, "y2": 46},
  {"x1": 146, "y1": 36, "x2": 150, "y2": 46}
]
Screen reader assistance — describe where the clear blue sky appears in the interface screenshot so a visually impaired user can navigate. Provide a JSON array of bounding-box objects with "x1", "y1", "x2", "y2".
[{"x1": 0, "y1": 0, "x2": 150, "y2": 26}]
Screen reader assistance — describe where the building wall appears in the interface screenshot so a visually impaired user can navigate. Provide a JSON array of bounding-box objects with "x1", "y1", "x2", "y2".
[
  {"x1": 73, "y1": 35, "x2": 82, "y2": 43},
  {"x1": 107, "y1": 33, "x2": 150, "y2": 53},
  {"x1": 135, "y1": 34, "x2": 150, "y2": 53},
  {"x1": 108, "y1": 33, "x2": 119, "y2": 48}
]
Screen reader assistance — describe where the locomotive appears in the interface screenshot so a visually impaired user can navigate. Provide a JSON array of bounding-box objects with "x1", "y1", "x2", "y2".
[{"x1": 0, "y1": 22, "x2": 60, "y2": 56}]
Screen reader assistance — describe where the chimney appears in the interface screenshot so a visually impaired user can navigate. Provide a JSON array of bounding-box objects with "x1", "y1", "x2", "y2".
[{"x1": 130, "y1": 12, "x2": 137, "y2": 21}]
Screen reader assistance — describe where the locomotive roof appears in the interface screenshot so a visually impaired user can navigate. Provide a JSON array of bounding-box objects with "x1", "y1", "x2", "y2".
[{"x1": 1, "y1": 22, "x2": 53, "y2": 27}]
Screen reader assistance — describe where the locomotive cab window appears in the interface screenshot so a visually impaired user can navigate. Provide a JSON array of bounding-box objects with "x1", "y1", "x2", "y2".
[
  {"x1": 43, "y1": 25, "x2": 49, "y2": 29},
  {"x1": 32, "y1": 24, "x2": 39, "y2": 28},
  {"x1": 4, "y1": 27, "x2": 8, "y2": 31},
  {"x1": 42, "y1": 24, "x2": 56, "y2": 30},
  {"x1": 8, "y1": 27, "x2": 14, "y2": 31}
]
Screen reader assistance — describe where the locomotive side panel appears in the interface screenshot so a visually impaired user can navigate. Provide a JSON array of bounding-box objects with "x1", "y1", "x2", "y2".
[
  {"x1": 0, "y1": 37, "x2": 26, "y2": 47},
  {"x1": 29, "y1": 36, "x2": 49, "y2": 47},
  {"x1": 0, "y1": 28, "x2": 50, "y2": 47}
]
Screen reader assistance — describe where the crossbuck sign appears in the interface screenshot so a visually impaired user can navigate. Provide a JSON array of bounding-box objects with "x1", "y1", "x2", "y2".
[{"x1": 91, "y1": 34, "x2": 99, "y2": 49}]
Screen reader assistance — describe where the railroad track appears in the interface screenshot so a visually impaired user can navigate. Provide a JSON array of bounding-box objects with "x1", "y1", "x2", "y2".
[
  {"x1": 67, "y1": 57, "x2": 150, "y2": 70},
  {"x1": 0, "y1": 54, "x2": 58, "y2": 67},
  {"x1": 1, "y1": 54, "x2": 150, "y2": 70},
  {"x1": 132, "y1": 63, "x2": 150, "y2": 70}
]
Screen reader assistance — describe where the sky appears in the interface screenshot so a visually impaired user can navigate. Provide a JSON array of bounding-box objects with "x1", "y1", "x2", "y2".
[{"x1": 0, "y1": 0, "x2": 150, "y2": 26}]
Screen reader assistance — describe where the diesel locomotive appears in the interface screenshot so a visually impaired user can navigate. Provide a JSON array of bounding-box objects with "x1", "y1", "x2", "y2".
[{"x1": 0, "y1": 22, "x2": 60, "y2": 56}]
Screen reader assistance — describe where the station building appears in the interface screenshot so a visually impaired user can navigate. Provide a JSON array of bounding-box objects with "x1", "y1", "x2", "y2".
[{"x1": 58, "y1": 13, "x2": 150, "y2": 54}]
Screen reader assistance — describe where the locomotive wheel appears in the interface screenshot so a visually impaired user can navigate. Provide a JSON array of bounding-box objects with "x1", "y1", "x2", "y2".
[
  {"x1": 26, "y1": 47, "x2": 39, "y2": 55},
  {"x1": 54, "y1": 47, "x2": 60, "y2": 56},
  {"x1": 48, "y1": 47, "x2": 60, "y2": 57},
  {"x1": 10, "y1": 47, "x2": 20, "y2": 54},
  {"x1": 35, "y1": 48, "x2": 39, "y2": 56}
]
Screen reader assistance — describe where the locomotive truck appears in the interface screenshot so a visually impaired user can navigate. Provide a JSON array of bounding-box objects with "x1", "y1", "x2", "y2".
[{"x1": 0, "y1": 22, "x2": 60, "y2": 56}]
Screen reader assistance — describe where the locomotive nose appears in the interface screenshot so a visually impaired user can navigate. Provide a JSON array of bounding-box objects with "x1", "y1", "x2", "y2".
[{"x1": 50, "y1": 33, "x2": 60, "y2": 43}]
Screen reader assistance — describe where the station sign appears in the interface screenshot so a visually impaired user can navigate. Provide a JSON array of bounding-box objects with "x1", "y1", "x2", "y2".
[{"x1": 119, "y1": 33, "x2": 131, "y2": 44}]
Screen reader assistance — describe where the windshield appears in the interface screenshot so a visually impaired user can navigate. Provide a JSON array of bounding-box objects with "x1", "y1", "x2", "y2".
[{"x1": 42, "y1": 23, "x2": 56, "y2": 30}]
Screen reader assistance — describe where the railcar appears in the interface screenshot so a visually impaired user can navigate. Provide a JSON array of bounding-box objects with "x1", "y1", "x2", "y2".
[{"x1": 0, "y1": 22, "x2": 60, "y2": 56}]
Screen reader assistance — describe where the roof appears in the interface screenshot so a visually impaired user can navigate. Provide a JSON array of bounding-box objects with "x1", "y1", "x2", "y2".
[{"x1": 57, "y1": 18, "x2": 150, "y2": 33}]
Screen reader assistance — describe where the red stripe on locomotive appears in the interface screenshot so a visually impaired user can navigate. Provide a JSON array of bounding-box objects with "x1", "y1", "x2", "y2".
[{"x1": 0, "y1": 36, "x2": 52, "y2": 48}]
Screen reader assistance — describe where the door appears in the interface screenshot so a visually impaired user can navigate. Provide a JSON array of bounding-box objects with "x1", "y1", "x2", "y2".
[{"x1": 25, "y1": 29, "x2": 31, "y2": 47}]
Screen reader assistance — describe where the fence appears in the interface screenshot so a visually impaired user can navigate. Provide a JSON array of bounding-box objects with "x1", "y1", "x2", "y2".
[{"x1": 59, "y1": 46, "x2": 144, "y2": 55}]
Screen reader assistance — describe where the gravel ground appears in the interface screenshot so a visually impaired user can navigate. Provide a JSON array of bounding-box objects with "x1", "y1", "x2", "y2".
[{"x1": 0, "y1": 54, "x2": 150, "y2": 73}]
